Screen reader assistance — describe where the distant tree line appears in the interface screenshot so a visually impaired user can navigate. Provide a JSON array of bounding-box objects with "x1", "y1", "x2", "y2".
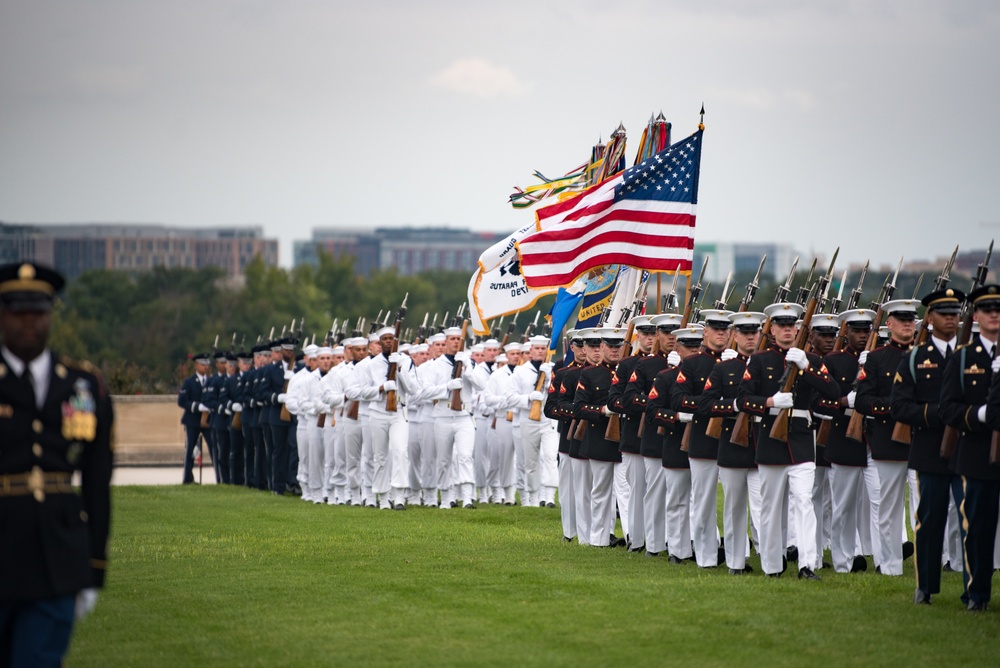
[{"x1": 43, "y1": 246, "x2": 944, "y2": 395}]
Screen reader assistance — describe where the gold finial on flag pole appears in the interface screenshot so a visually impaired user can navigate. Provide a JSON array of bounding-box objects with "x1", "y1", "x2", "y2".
[{"x1": 699, "y1": 103, "x2": 705, "y2": 131}]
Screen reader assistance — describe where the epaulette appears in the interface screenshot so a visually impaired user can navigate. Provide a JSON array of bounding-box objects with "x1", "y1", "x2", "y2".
[{"x1": 60, "y1": 356, "x2": 109, "y2": 398}]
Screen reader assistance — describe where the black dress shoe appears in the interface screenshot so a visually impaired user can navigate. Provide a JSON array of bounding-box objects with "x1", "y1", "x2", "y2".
[
  {"x1": 967, "y1": 601, "x2": 989, "y2": 612},
  {"x1": 393, "y1": 504, "x2": 406, "y2": 511},
  {"x1": 822, "y1": 561, "x2": 832, "y2": 569},
  {"x1": 913, "y1": 589, "x2": 931, "y2": 605},
  {"x1": 463, "y1": 503, "x2": 476, "y2": 509},
  {"x1": 729, "y1": 566, "x2": 752, "y2": 575},
  {"x1": 781, "y1": 556, "x2": 788, "y2": 575},
  {"x1": 786, "y1": 546, "x2": 799, "y2": 562},
  {"x1": 875, "y1": 565, "x2": 882, "y2": 574},
  {"x1": 902, "y1": 541, "x2": 914, "y2": 561},
  {"x1": 668, "y1": 555, "x2": 685, "y2": 564},
  {"x1": 943, "y1": 562, "x2": 960, "y2": 573},
  {"x1": 563, "y1": 536, "x2": 574, "y2": 543},
  {"x1": 718, "y1": 546, "x2": 726, "y2": 564},
  {"x1": 851, "y1": 555, "x2": 868, "y2": 573},
  {"x1": 609, "y1": 535, "x2": 627, "y2": 548},
  {"x1": 765, "y1": 572, "x2": 781, "y2": 578},
  {"x1": 546, "y1": 502, "x2": 556, "y2": 508},
  {"x1": 539, "y1": 501, "x2": 546, "y2": 507},
  {"x1": 798, "y1": 567, "x2": 821, "y2": 581},
  {"x1": 645, "y1": 551, "x2": 660, "y2": 558}
]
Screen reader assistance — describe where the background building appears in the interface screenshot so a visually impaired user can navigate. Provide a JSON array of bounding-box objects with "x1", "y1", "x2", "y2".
[
  {"x1": 295, "y1": 227, "x2": 509, "y2": 276},
  {"x1": 0, "y1": 222, "x2": 277, "y2": 278},
  {"x1": 692, "y1": 241, "x2": 798, "y2": 284}
]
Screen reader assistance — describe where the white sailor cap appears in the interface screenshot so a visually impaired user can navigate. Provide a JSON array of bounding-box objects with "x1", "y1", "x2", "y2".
[
  {"x1": 699, "y1": 309, "x2": 734, "y2": 329},
  {"x1": 528, "y1": 335, "x2": 549, "y2": 347},
  {"x1": 504, "y1": 342, "x2": 521, "y2": 353},
  {"x1": 483, "y1": 338, "x2": 501, "y2": 349},
  {"x1": 426, "y1": 333, "x2": 445, "y2": 344},
  {"x1": 764, "y1": 302, "x2": 804, "y2": 324},
  {"x1": 729, "y1": 311, "x2": 766, "y2": 330},
  {"x1": 883, "y1": 299, "x2": 918, "y2": 320},
  {"x1": 316, "y1": 346, "x2": 334, "y2": 356},
  {"x1": 471, "y1": 343, "x2": 485, "y2": 353},
  {"x1": 375, "y1": 326, "x2": 395, "y2": 339},
  {"x1": 367, "y1": 333, "x2": 379, "y2": 343},
  {"x1": 811, "y1": 313, "x2": 840, "y2": 333},
  {"x1": 674, "y1": 325, "x2": 705, "y2": 345},
  {"x1": 411, "y1": 343, "x2": 429, "y2": 353},
  {"x1": 344, "y1": 336, "x2": 368, "y2": 347},
  {"x1": 398, "y1": 343, "x2": 412, "y2": 354},
  {"x1": 650, "y1": 313, "x2": 683, "y2": 331},
  {"x1": 303, "y1": 344, "x2": 320, "y2": 358},
  {"x1": 838, "y1": 309, "x2": 876, "y2": 328},
  {"x1": 520, "y1": 341, "x2": 531, "y2": 352},
  {"x1": 332, "y1": 346, "x2": 344, "y2": 356},
  {"x1": 443, "y1": 326, "x2": 463, "y2": 337},
  {"x1": 629, "y1": 314, "x2": 656, "y2": 331},
  {"x1": 496, "y1": 354, "x2": 508, "y2": 364}
]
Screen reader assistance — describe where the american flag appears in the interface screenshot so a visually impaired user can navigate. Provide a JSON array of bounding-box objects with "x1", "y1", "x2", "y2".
[{"x1": 517, "y1": 129, "x2": 702, "y2": 289}]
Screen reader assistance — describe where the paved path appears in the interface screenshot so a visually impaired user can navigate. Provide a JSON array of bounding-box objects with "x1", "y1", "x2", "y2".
[{"x1": 111, "y1": 467, "x2": 217, "y2": 486}]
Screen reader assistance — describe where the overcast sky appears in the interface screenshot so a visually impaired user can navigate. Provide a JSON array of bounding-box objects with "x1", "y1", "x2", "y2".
[{"x1": 2, "y1": 0, "x2": 998, "y2": 268}]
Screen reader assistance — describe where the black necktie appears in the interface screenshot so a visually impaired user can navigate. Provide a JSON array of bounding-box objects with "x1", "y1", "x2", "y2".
[
  {"x1": 21, "y1": 368, "x2": 35, "y2": 407},
  {"x1": 945, "y1": 345, "x2": 953, "y2": 359}
]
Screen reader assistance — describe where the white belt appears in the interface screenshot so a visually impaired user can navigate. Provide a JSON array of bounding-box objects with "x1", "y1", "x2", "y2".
[
  {"x1": 768, "y1": 408, "x2": 811, "y2": 419},
  {"x1": 844, "y1": 408, "x2": 854, "y2": 416}
]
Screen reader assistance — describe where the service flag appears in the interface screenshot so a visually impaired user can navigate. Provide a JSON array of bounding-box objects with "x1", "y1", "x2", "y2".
[{"x1": 516, "y1": 129, "x2": 703, "y2": 289}]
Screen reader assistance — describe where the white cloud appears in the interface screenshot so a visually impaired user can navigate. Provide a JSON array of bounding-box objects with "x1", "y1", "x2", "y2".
[{"x1": 429, "y1": 58, "x2": 528, "y2": 98}]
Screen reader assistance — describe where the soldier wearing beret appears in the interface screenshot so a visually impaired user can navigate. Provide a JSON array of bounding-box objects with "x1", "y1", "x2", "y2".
[{"x1": 0, "y1": 262, "x2": 114, "y2": 666}]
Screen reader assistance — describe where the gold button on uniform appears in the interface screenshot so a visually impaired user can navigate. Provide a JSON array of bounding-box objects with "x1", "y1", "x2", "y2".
[
  {"x1": 32, "y1": 444, "x2": 43, "y2": 457},
  {"x1": 32, "y1": 419, "x2": 43, "y2": 433}
]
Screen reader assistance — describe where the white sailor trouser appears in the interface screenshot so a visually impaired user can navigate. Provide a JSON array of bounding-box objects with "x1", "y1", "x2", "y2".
[
  {"x1": 361, "y1": 419, "x2": 374, "y2": 504},
  {"x1": 874, "y1": 459, "x2": 907, "y2": 575},
  {"x1": 759, "y1": 462, "x2": 817, "y2": 575},
  {"x1": 624, "y1": 453, "x2": 646, "y2": 550},
  {"x1": 493, "y1": 419, "x2": 516, "y2": 497},
  {"x1": 614, "y1": 461, "x2": 630, "y2": 544},
  {"x1": 558, "y1": 453, "x2": 576, "y2": 539},
  {"x1": 407, "y1": 418, "x2": 423, "y2": 495},
  {"x1": 589, "y1": 460, "x2": 616, "y2": 546},
  {"x1": 643, "y1": 457, "x2": 667, "y2": 554},
  {"x1": 420, "y1": 421, "x2": 437, "y2": 504},
  {"x1": 512, "y1": 424, "x2": 524, "y2": 501},
  {"x1": 474, "y1": 415, "x2": 490, "y2": 496},
  {"x1": 719, "y1": 466, "x2": 751, "y2": 570},
  {"x1": 572, "y1": 457, "x2": 592, "y2": 545},
  {"x1": 689, "y1": 458, "x2": 720, "y2": 567},
  {"x1": 323, "y1": 420, "x2": 343, "y2": 502},
  {"x1": 663, "y1": 467, "x2": 693, "y2": 559},
  {"x1": 520, "y1": 419, "x2": 543, "y2": 506},
  {"x1": 434, "y1": 412, "x2": 475, "y2": 504},
  {"x1": 296, "y1": 418, "x2": 311, "y2": 487},
  {"x1": 304, "y1": 415, "x2": 323, "y2": 499},
  {"x1": 369, "y1": 411, "x2": 409, "y2": 505},
  {"x1": 538, "y1": 424, "x2": 559, "y2": 505},
  {"x1": 830, "y1": 463, "x2": 863, "y2": 572},
  {"x1": 342, "y1": 417, "x2": 364, "y2": 505}
]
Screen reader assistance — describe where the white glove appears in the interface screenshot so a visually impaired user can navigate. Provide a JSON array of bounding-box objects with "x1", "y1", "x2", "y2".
[
  {"x1": 382, "y1": 380, "x2": 397, "y2": 393},
  {"x1": 529, "y1": 391, "x2": 545, "y2": 403},
  {"x1": 771, "y1": 391, "x2": 794, "y2": 409},
  {"x1": 978, "y1": 405, "x2": 987, "y2": 423},
  {"x1": 225, "y1": 409, "x2": 232, "y2": 415},
  {"x1": 846, "y1": 391, "x2": 856, "y2": 409},
  {"x1": 277, "y1": 393, "x2": 287, "y2": 403},
  {"x1": 447, "y1": 378, "x2": 463, "y2": 391},
  {"x1": 601, "y1": 405, "x2": 613, "y2": 416},
  {"x1": 193, "y1": 445, "x2": 202, "y2": 459},
  {"x1": 786, "y1": 347, "x2": 809, "y2": 370},
  {"x1": 677, "y1": 412, "x2": 694, "y2": 423},
  {"x1": 721, "y1": 348, "x2": 738, "y2": 362},
  {"x1": 992, "y1": 358, "x2": 1000, "y2": 374},
  {"x1": 667, "y1": 351, "x2": 681, "y2": 367},
  {"x1": 75, "y1": 588, "x2": 99, "y2": 620},
  {"x1": 232, "y1": 402, "x2": 243, "y2": 412},
  {"x1": 284, "y1": 370, "x2": 295, "y2": 380},
  {"x1": 858, "y1": 351, "x2": 868, "y2": 367},
  {"x1": 198, "y1": 403, "x2": 210, "y2": 412},
  {"x1": 539, "y1": 362, "x2": 554, "y2": 375},
  {"x1": 388, "y1": 352, "x2": 403, "y2": 365},
  {"x1": 455, "y1": 351, "x2": 471, "y2": 365}
]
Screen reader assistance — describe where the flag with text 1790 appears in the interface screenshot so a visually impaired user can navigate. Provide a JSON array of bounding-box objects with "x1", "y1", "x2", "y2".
[{"x1": 516, "y1": 129, "x2": 702, "y2": 289}]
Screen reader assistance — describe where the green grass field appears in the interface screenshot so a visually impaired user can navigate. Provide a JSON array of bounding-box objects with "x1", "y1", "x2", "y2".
[{"x1": 69, "y1": 485, "x2": 996, "y2": 666}]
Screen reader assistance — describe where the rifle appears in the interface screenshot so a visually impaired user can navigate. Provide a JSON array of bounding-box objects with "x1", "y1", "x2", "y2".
[
  {"x1": 796, "y1": 258, "x2": 818, "y2": 306},
  {"x1": 385, "y1": 293, "x2": 409, "y2": 412},
  {"x1": 816, "y1": 261, "x2": 869, "y2": 446},
  {"x1": 730, "y1": 255, "x2": 800, "y2": 446},
  {"x1": 449, "y1": 316, "x2": 470, "y2": 411},
  {"x1": 889, "y1": 248, "x2": 958, "y2": 444},
  {"x1": 845, "y1": 260, "x2": 902, "y2": 441},
  {"x1": 500, "y1": 313, "x2": 518, "y2": 348},
  {"x1": 944, "y1": 242, "x2": 991, "y2": 457},
  {"x1": 605, "y1": 276, "x2": 649, "y2": 439},
  {"x1": 201, "y1": 334, "x2": 219, "y2": 428},
  {"x1": 828, "y1": 270, "x2": 847, "y2": 315},
  {"x1": 706, "y1": 256, "x2": 766, "y2": 440}
]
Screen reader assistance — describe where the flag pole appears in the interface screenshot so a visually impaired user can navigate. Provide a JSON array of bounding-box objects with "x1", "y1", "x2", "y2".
[{"x1": 656, "y1": 274, "x2": 662, "y2": 314}]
